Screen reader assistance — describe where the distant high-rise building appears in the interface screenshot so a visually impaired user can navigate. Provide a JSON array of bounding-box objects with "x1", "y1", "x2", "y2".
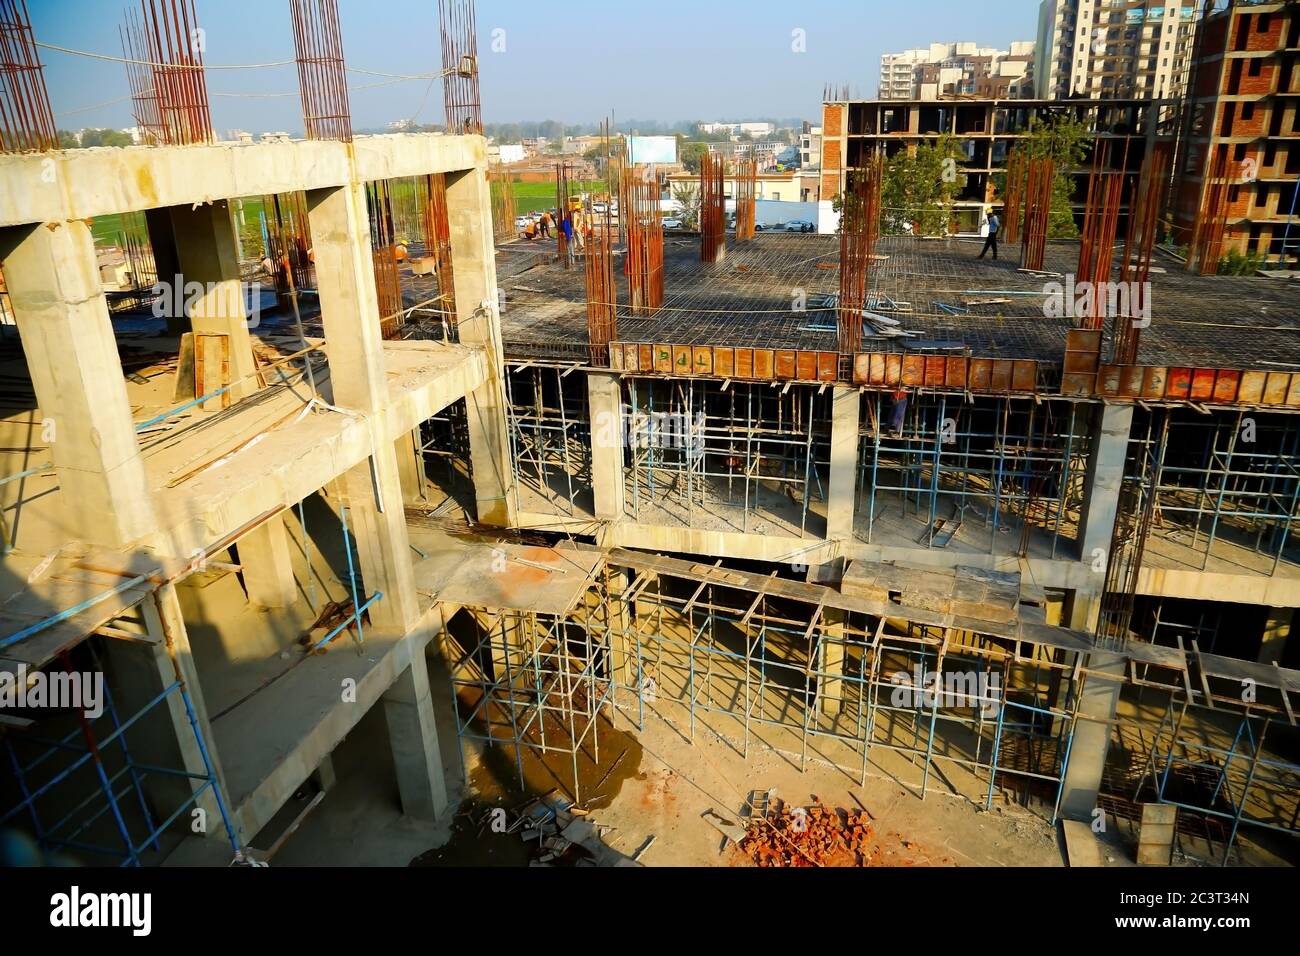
[
  {"x1": 878, "y1": 41, "x2": 1036, "y2": 100},
  {"x1": 1171, "y1": 1, "x2": 1300, "y2": 265},
  {"x1": 1035, "y1": 0, "x2": 1200, "y2": 100}
]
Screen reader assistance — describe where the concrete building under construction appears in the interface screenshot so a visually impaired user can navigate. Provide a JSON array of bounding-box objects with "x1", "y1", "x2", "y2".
[{"x1": 0, "y1": 0, "x2": 1298, "y2": 871}]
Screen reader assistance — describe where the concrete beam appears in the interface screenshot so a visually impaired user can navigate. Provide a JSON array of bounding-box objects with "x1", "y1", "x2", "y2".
[
  {"x1": 588, "y1": 371, "x2": 626, "y2": 520},
  {"x1": 382, "y1": 650, "x2": 449, "y2": 821},
  {"x1": 0, "y1": 134, "x2": 484, "y2": 228},
  {"x1": 826, "y1": 386, "x2": 861, "y2": 540},
  {"x1": 0, "y1": 220, "x2": 156, "y2": 547},
  {"x1": 446, "y1": 166, "x2": 515, "y2": 528}
]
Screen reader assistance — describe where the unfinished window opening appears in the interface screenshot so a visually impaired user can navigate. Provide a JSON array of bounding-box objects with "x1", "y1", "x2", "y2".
[
  {"x1": 854, "y1": 393, "x2": 1091, "y2": 560},
  {"x1": 1126, "y1": 407, "x2": 1300, "y2": 576},
  {"x1": 504, "y1": 362, "x2": 593, "y2": 519},
  {"x1": 623, "y1": 377, "x2": 831, "y2": 538}
]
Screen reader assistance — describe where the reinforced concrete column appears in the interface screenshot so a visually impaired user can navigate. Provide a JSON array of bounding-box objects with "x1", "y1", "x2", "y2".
[
  {"x1": 1259, "y1": 607, "x2": 1293, "y2": 665},
  {"x1": 0, "y1": 220, "x2": 156, "y2": 547},
  {"x1": 237, "y1": 514, "x2": 298, "y2": 608},
  {"x1": 168, "y1": 201, "x2": 259, "y2": 405},
  {"x1": 826, "y1": 385, "x2": 861, "y2": 540},
  {"x1": 819, "y1": 606, "x2": 846, "y2": 716},
  {"x1": 382, "y1": 651, "x2": 448, "y2": 820},
  {"x1": 1059, "y1": 649, "x2": 1124, "y2": 822},
  {"x1": 395, "y1": 428, "x2": 427, "y2": 504},
  {"x1": 588, "y1": 371, "x2": 626, "y2": 520},
  {"x1": 139, "y1": 583, "x2": 229, "y2": 839},
  {"x1": 1078, "y1": 403, "x2": 1134, "y2": 565},
  {"x1": 306, "y1": 182, "x2": 420, "y2": 632},
  {"x1": 144, "y1": 207, "x2": 185, "y2": 334},
  {"x1": 445, "y1": 165, "x2": 515, "y2": 528}
]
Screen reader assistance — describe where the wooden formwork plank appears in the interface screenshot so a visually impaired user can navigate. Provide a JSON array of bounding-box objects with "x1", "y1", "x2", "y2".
[
  {"x1": 854, "y1": 352, "x2": 873, "y2": 385},
  {"x1": 1189, "y1": 368, "x2": 1216, "y2": 401},
  {"x1": 692, "y1": 346, "x2": 713, "y2": 376},
  {"x1": 1119, "y1": 365, "x2": 1144, "y2": 397},
  {"x1": 654, "y1": 345, "x2": 672, "y2": 373},
  {"x1": 609, "y1": 343, "x2": 625, "y2": 371},
  {"x1": 923, "y1": 356, "x2": 945, "y2": 388},
  {"x1": 945, "y1": 357, "x2": 968, "y2": 389},
  {"x1": 1287, "y1": 374, "x2": 1300, "y2": 408},
  {"x1": 671, "y1": 345, "x2": 692, "y2": 374},
  {"x1": 735, "y1": 348, "x2": 754, "y2": 379},
  {"x1": 774, "y1": 349, "x2": 797, "y2": 379},
  {"x1": 969, "y1": 358, "x2": 992, "y2": 391},
  {"x1": 1212, "y1": 369, "x2": 1240, "y2": 404},
  {"x1": 753, "y1": 348, "x2": 775, "y2": 380},
  {"x1": 989, "y1": 360, "x2": 1012, "y2": 391},
  {"x1": 817, "y1": 351, "x2": 838, "y2": 382},
  {"x1": 1237, "y1": 370, "x2": 1266, "y2": 404},
  {"x1": 1263, "y1": 372, "x2": 1290, "y2": 405},
  {"x1": 1141, "y1": 366, "x2": 1167, "y2": 399},
  {"x1": 885, "y1": 354, "x2": 903, "y2": 385},
  {"x1": 714, "y1": 346, "x2": 734, "y2": 378},
  {"x1": 796, "y1": 350, "x2": 818, "y2": 382},
  {"x1": 638, "y1": 344, "x2": 653, "y2": 371},
  {"x1": 1165, "y1": 367, "x2": 1192, "y2": 400},
  {"x1": 1011, "y1": 360, "x2": 1037, "y2": 393}
]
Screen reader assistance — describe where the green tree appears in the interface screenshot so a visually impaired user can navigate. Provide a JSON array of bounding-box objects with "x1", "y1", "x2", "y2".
[
  {"x1": 880, "y1": 135, "x2": 966, "y2": 237},
  {"x1": 672, "y1": 182, "x2": 701, "y2": 230},
  {"x1": 679, "y1": 141, "x2": 709, "y2": 174},
  {"x1": 1016, "y1": 115, "x2": 1089, "y2": 238}
]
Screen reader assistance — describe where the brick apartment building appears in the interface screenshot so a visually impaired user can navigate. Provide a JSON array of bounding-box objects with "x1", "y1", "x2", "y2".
[{"x1": 1172, "y1": 0, "x2": 1300, "y2": 265}]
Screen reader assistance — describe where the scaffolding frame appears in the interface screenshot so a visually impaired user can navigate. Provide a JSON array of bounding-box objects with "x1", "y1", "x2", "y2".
[
  {"x1": 504, "y1": 362, "x2": 592, "y2": 517},
  {"x1": 1125, "y1": 648, "x2": 1300, "y2": 865},
  {"x1": 444, "y1": 564, "x2": 616, "y2": 805},
  {"x1": 624, "y1": 376, "x2": 831, "y2": 537},
  {"x1": 1, "y1": 635, "x2": 240, "y2": 866},
  {"x1": 1127, "y1": 407, "x2": 1300, "y2": 573},
  {"x1": 856, "y1": 392, "x2": 1091, "y2": 558}
]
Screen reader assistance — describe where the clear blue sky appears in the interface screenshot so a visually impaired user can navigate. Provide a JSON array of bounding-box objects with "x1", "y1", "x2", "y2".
[{"x1": 33, "y1": 0, "x2": 1042, "y2": 133}]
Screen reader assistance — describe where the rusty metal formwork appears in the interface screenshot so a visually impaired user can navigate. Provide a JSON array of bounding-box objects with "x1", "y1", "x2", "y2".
[
  {"x1": 0, "y1": 0, "x2": 56, "y2": 153},
  {"x1": 488, "y1": 165, "x2": 517, "y2": 243},
  {"x1": 1000, "y1": 148, "x2": 1026, "y2": 246},
  {"x1": 289, "y1": 0, "x2": 351, "y2": 143},
  {"x1": 264, "y1": 191, "x2": 315, "y2": 298},
  {"x1": 622, "y1": 165, "x2": 663, "y2": 317},
  {"x1": 365, "y1": 180, "x2": 404, "y2": 339},
  {"x1": 734, "y1": 157, "x2": 758, "y2": 241},
  {"x1": 1076, "y1": 140, "x2": 1124, "y2": 331},
  {"x1": 1188, "y1": 145, "x2": 1231, "y2": 276},
  {"x1": 838, "y1": 157, "x2": 883, "y2": 355},
  {"x1": 423, "y1": 172, "x2": 457, "y2": 327},
  {"x1": 121, "y1": 0, "x2": 212, "y2": 146},
  {"x1": 700, "y1": 150, "x2": 727, "y2": 263},
  {"x1": 1114, "y1": 140, "x2": 1171, "y2": 366},
  {"x1": 584, "y1": 205, "x2": 616, "y2": 366},
  {"x1": 1019, "y1": 156, "x2": 1054, "y2": 272},
  {"x1": 438, "y1": 0, "x2": 481, "y2": 135}
]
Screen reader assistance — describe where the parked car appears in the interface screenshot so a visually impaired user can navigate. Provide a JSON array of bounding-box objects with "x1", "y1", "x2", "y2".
[
  {"x1": 661, "y1": 217, "x2": 683, "y2": 229},
  {"x1": 784, "y1": 220, "x2": 815, "y2": 233},
  {"x1": 593, "y1": 202, "x2": 608, "y2": 214},
  {"x1": 514, "y1": 215, "x2": 532, "y2": 229}
]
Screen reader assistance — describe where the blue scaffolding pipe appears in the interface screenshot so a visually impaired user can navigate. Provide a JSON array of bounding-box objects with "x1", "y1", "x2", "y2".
[{"x1": 0, "y1": 574, "x2": 150, "y2": 650}]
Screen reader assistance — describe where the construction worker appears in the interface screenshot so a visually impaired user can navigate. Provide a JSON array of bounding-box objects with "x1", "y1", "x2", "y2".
[
  {"x1": 539, "y1": 210, "x2": 552, "y2": 238},
  {"x1": 978, "y1": 208, "x2": 1000, "y2": 260}
]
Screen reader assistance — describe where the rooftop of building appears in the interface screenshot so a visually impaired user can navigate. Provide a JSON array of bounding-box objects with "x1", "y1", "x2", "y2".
[{"x1": 481, "y1": 232, "x2": 1300, "y2": 375}]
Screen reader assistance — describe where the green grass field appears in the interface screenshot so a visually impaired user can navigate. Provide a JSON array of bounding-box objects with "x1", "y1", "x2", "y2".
[{"x1": 511, "y1": 179, "x2": 605, "y2": 215}]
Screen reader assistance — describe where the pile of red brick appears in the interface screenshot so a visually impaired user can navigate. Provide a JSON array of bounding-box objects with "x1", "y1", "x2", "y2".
[{"x1": 740, "y1": 800, "x2": 875, "y2": 868}]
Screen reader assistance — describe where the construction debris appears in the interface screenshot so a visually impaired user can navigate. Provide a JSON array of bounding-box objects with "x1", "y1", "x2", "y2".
[{"x1": 739, "y1": 797, "x2": 875, "y2": 868}]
